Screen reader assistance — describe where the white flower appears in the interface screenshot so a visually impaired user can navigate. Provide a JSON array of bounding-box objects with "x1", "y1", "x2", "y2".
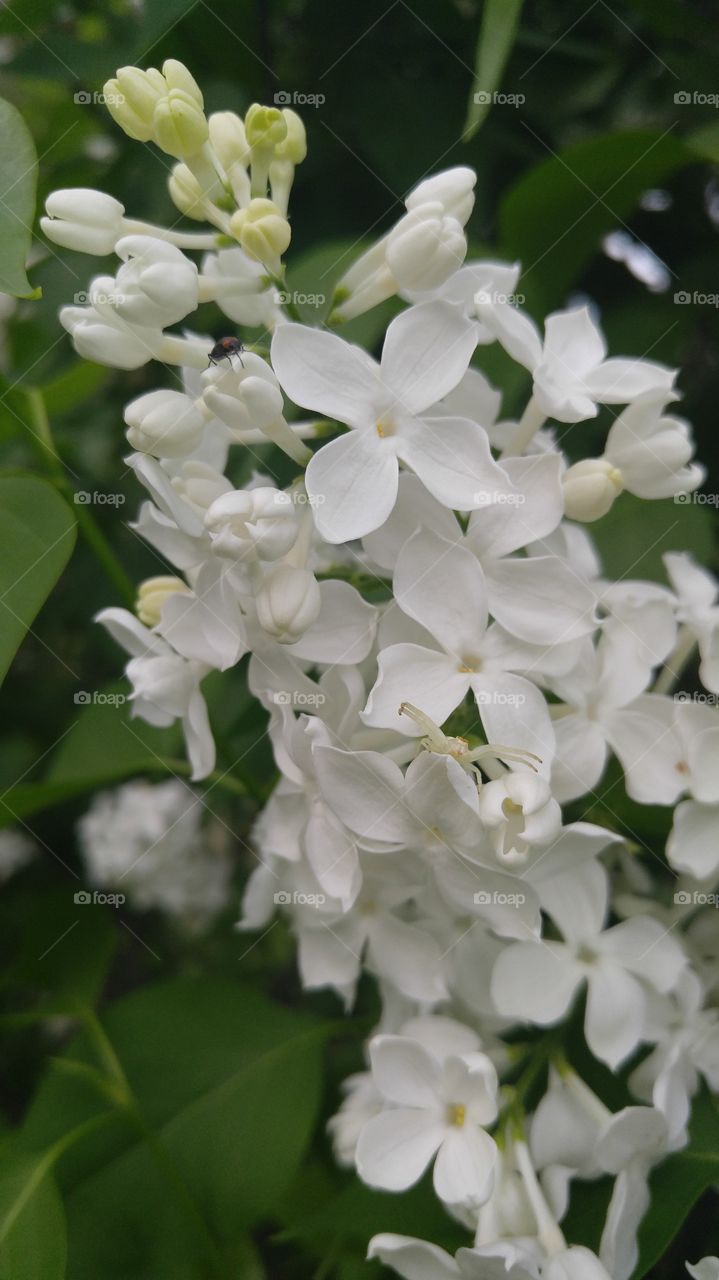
[
  {"x1": 362, "y1": 528, "x2": 556, "y2": 767},
  {"x1": 77, "y1": 779, "x2": 231, "y2": 925},
  {"x1": 478, "y1": 773, "x2": 561, "y2": 867},
  {"x1": 475, "y1": 300, "x2": 675, "y2": 424},
  {"x1": 356, "y1": 1032, "x2": 498, "y2": 1206},
  {"x1": 602, "y1": 394, "x2": 703, "y2": 500},
  {"x1": 686, "y1": 1260, "x2": 719, "y2": 1280},
  {"x1": 124, "y1": 388, "x2": 206, "y2": 458},
  {"x1": 41, "y1": 187, "x2": 125, "y2": 255},
  {"x1": 491, "y1": 859, "x2": 687, "y2": 1068},
  {"x1": 271, "y1": 301, "x2": 516, "y2": 541},
  {"x1": 97, "y1": 607, "x2": 215, "y2": 779},
  {"x1": 664, "y1": 553, "x2": 719, "y2": 693}
]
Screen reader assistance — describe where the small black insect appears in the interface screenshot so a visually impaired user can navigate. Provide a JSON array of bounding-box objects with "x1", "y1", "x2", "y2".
[{"x1": 208, "y1": 336, "x2": 245, "y2": 368}]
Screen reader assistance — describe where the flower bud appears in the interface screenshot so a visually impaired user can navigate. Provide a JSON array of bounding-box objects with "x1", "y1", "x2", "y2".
[
  {"x1": 204, "y1": 487, "x2": 298, "y2": 561},
  {"x1": 229, "y1": 198, "x2": 291, "y2": 267},
  {"x1": 478, "y1": 773, "x2": 561, "y2": 866},
  {"x1": 114, "y1": 235, "x2": 199, "y2": 327},
  {"x1": 563, "y1": 458, "x2": 623, "y2": 523},
  {"x1": 59, "y1": 302, "x2": 162, "y2": 370},
  {"x1": 153, "y1": 89, "x2": 209, "y2": 159},
  {"x1": 255, "y1": 565, "x2": 321, "y2": 643},
  {"x1": 204, "y1": 369, "x2": 284, "y2": 437},
  {"x1": 41, "y1": 188, "x2": 125, "y2": 255},
  {"x1": 208, "y1": 111, "x2": 251, "y2": 170},
  {"x1": 274, "y1": 109, "x2": 306, "y2": 164},
  {"x1": 136, "y1": 575, "x2": 190, "y2": 627},
  {"x1": 405, "y1": 166, "x2": 476, "y2": 226},
  {"x1": 168, "y1": 164, "x2": 207, "y2": 220},
  {"x1": 104, "y1": 66, "x2": 166, "y2": 142},
  {"x1": 244, "y1": 104, "x2": 288, "y2": 152},
  {"x1": 386, "y1": 203, "x2": 466, "y2": 291},
  {"x1": 162, "y1": 59, "x2": 203, "y2": 107},
  {"x1": 125, "y1": 389, "x2": 205, "y2": 458},
  {"x1": 171, "y1": 461, "x2": 232, "y2": 515}
]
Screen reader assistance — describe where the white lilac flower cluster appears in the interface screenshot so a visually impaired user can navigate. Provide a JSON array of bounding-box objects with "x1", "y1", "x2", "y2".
[
  {"x1": 46, "y1": 60, "x2": 719, "y2": 1280},
  {"x1": 77, "y1": 778, "x2": 232, "y2": 928}
]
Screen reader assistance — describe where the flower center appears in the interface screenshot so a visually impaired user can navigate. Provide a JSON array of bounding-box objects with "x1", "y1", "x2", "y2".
[{"x1": 447, "y1": 1103, "x2": 466, "y2": 1127}]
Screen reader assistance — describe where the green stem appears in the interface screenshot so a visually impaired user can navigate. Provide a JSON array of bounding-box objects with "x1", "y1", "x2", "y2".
[{"x1": 24, "y1": 388, "x2": 135, "y2": 608}]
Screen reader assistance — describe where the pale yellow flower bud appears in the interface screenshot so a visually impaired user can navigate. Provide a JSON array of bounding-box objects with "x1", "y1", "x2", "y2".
[{"x1": 229, "y1": 198, "x2": 291, "y2": 268}]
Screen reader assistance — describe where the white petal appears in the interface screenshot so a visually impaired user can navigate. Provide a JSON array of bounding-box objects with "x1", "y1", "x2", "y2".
[
  {"x1": 585, "y1": 965, "x2": 646, "y2": 1069},
  {"x1": 584, "y1": 357, "x2": 675, "y2": 404},
  {"x1": 271, "y1": 322, "x2": 382, "y2": 426},
  {"x1": 356, "y1": 1109, "x2": 444, "y2": 1190},
  {"x1": 598, "y1": 1165, "x2": 650, "y2": 1280},
  {"x1": 363, "y1": 644, "x2": 469, "y2": 735},
  {"x1": 471, "y1": 673, "x2": 555, "y2": 773},
  {"x1": 538, "y1": 859, "x2": 608, "y2": 946},
  {"x1": 543, "y1": 306, "x2": 606, "y2": 376},
  {"x1": 289, "y1": 580, "x2": 377, "y2": 664},
  {"x1": 381, "y1": 300, "x2": 477, "y2": 414},
  {"x1": 394, "y1": 528, "x2": 488, "y2": 656},
  {"x1": 486, "y1": 556, "x2": 596, "y2": 644},
  {"x1": 491, "y1": 941, "x2": 582, "y2": 1023},
  {"x1": 666, "y1": 801, "x2": 719, "y2": 881},
  {"x1": 600, "y1": 917, "x2": 686, "y2": 994},
  {"x1": 466, "y1": 453, "x2": 564, "y2": 558},
  {"x1": 306, "y1": 428, "x2": 399, "y2": 543},
  {"x1": 551, "y1": 714, "x2": 607, "y2": 803},
  {"x1": 433, "y1": 1125, "x2": 496, "y2": 1208},
  {"x1": 313, "y1": 744, "x2": 413, "y2": 844},
  {"x1": 400, "y1": 416, "x2": 517, "y2": 512},
  {"x1": 476, "y1": 299, "x2": 542, "y2": 371},
  {"x1": 368, "y1": 1235, "x2": 460, "y2": 1280},
  {"x1": 183, "y1": 689, "x2": 215, "y2": 780},
  {"x1": 369, "y1": 916, "x2": 448, "y2": 1003},
  {"x1": 369, "y1": 1035, "x2": 443, "y2": 1107}
]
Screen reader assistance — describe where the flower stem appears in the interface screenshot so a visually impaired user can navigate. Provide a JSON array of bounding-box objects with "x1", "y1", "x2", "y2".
[
  {"x1": 652, "y1": 624, "x2": 697, "y2": 695},
  {"x1": 501, "y1": 395, "x2": 546, "y2": 459}
]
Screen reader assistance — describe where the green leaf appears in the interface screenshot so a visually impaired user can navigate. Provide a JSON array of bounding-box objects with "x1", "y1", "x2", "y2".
[
  {"x1": 0, "y1": 1144, "x2": 66, "y2": 1280},
  {"x1": 634, "y1": 1090, "x2": 719, "y2": 1278},
  {"x1": 0, "y1": 97, "x2": 39, "y2": 297},
  {"x1": 499, "y1": 130, "x2": 689, "y2": 311},
  {"x1": 463, "y1": 0, "x2": 524, "y2": 140},
  {"x1": 0, "y1": 474, "x2": 76, "y2": 687},
  {"x1": 590, "y1": 494, "x2": 715, "y2": 585},
  {"x1": 40, "y1": 363, "x2": 110, "y2": 418},
  {"x1": 19, "y1": 979, "x2": 332, "y2": 1277}
]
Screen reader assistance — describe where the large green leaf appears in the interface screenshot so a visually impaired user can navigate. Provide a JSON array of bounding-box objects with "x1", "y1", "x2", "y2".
[
  {"x1": 0, "y1": 474, "x2": 76, "y2": 686},
  {"x1": 463, "y1": 0, "x2": 524, "y2": 140},
  {"x1": 0, "y1": 97, "x2": 38, "y2": 297},
  {"x1": 0, "y1": 1144, "x2": 66, "y2": 1280},
  {"x1": 634, "y1": 1090, "x2": 719, "y2": 1278},
  {"x1": 19, "y1": 979, "x2": 331, "y2": 1277},
  {"x1": 499, "y1": 130, "x2": 689, "y2": 311}
]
